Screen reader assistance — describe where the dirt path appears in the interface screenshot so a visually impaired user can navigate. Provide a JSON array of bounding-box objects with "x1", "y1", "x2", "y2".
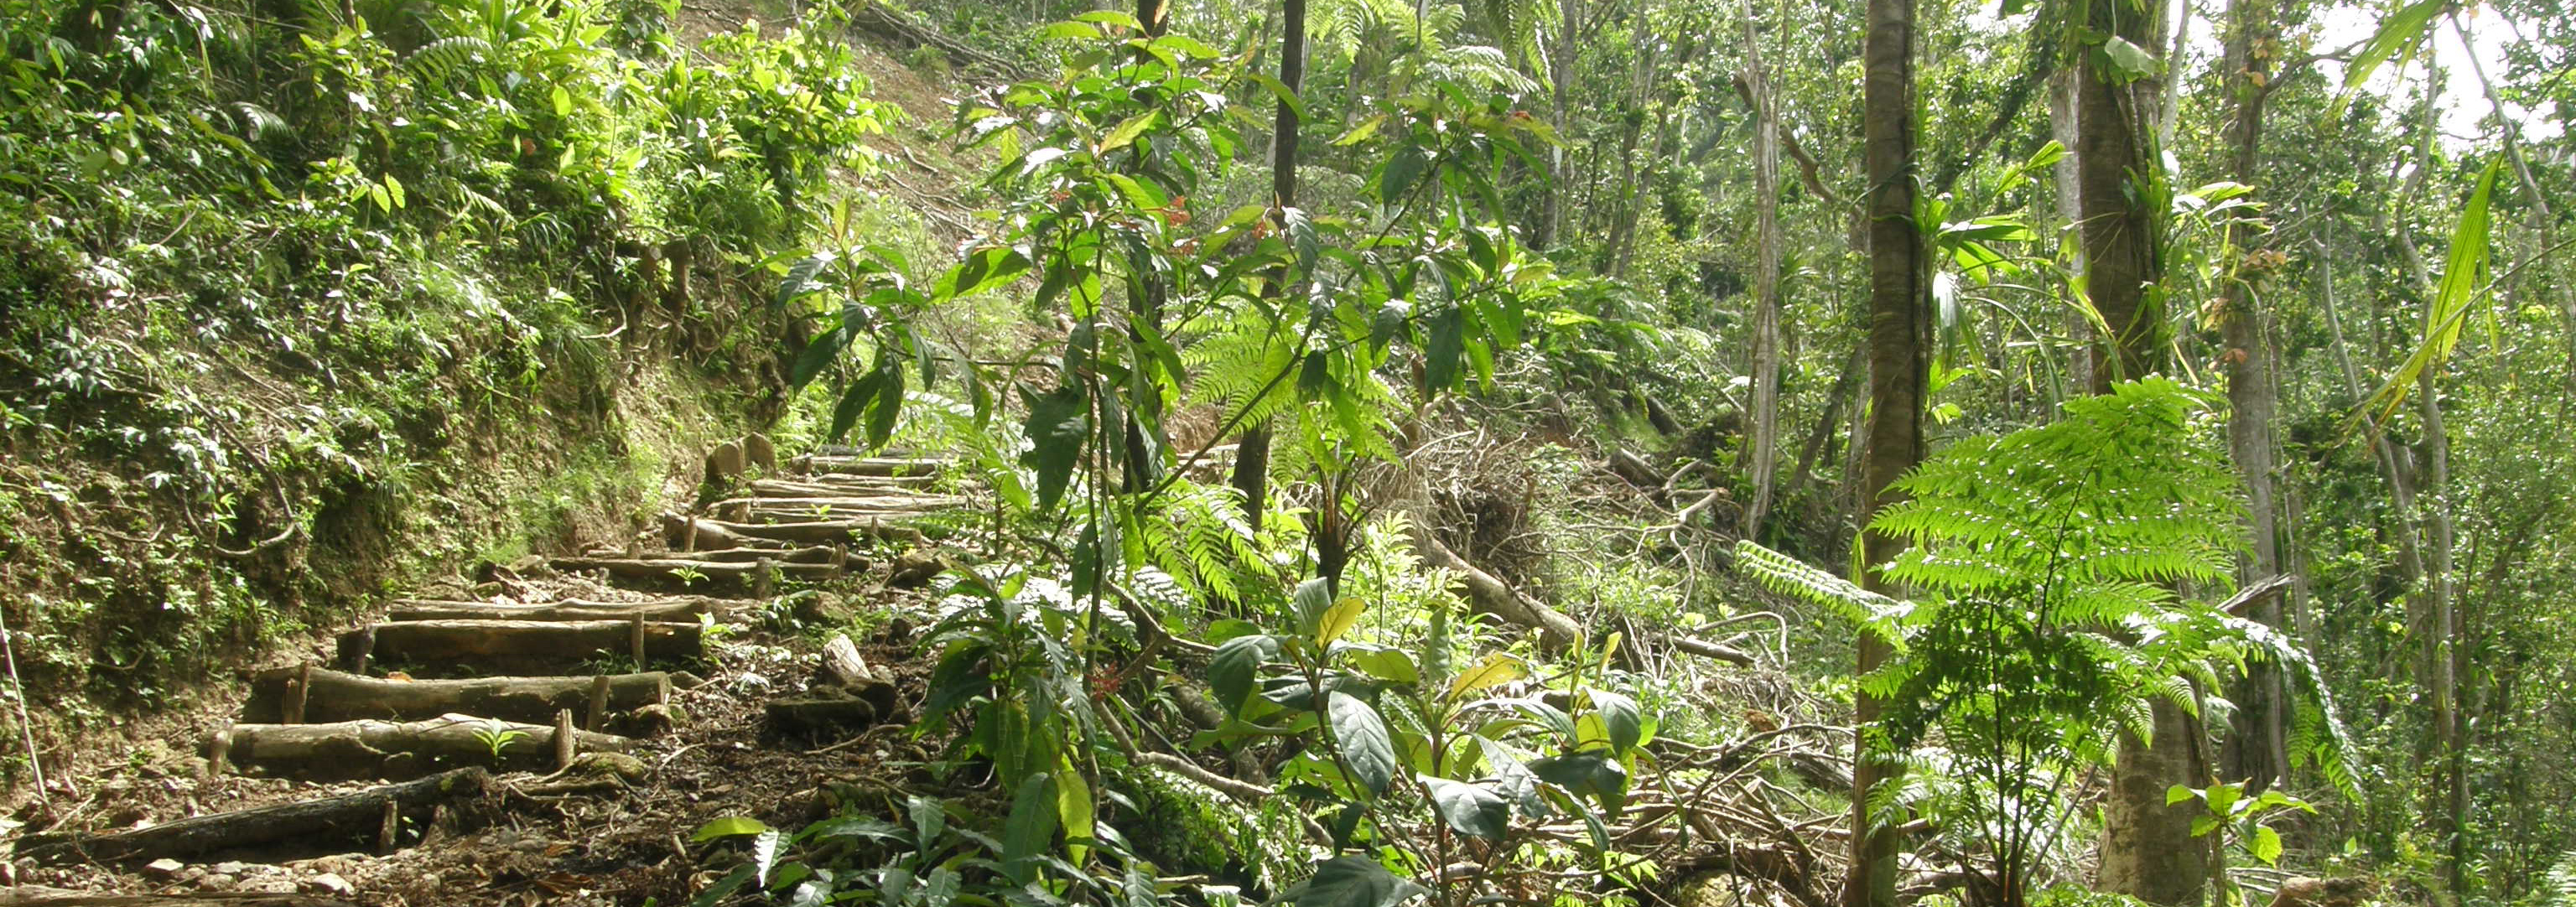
[{"x1": 3, "y1": 441, "x2": 968, "y2": 906}]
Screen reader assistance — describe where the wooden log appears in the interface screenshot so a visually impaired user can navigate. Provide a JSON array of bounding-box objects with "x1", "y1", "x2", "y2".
[
  {"x1": 585, "y1": 676, "x2": 612, "y2": 731},
  {"x1": 553, "y1": 709, "x2": 577, "y2": 770},
  {"x1": 742, "y1": 432, "x2": 776, "y2": 470},
  {"x1": 797, "y1": 455, "x2": 948, "y2": 477},
  {"x1": 677, "y1": 545, "x2": 839, "y2": 565},
  {"x1": 282, "y1": 663, "x2": 310, "y2": 724},
  {"x1": 12, "y1": 767, "x2": 491, "y2": 863},
  {"x1": 220, "y1": 715, "x2": 634, "y2": 780},
  {"x1": 717, "y1": 495, "x2": 968, "y2": 512},
  {"x1": 547, "y1": 556, "x2": 844, "y2": 582},
  {"x1": 693, "y1": 516, "x2": 937, "y2": 545},
  {"x1": 350, "y1": 619, "x2": 700, "y2": 672},
  {"x1": 662, "y1": 512, "x2": 794, "y2": 552},
  {"x1": 705, "y1": 440, "x2": 747, "y2": 484},
  {"x1": 386, "y1": 597, "x2": 742, "y2": 622},
  {"x1": 748, "y1": 476, "x2": 941, "y2": 497},
  {"x1": 244, "y1": 667, "x2": 672, "y2": 726}
]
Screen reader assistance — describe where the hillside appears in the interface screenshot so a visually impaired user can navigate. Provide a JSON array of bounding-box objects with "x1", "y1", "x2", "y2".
[{"x1": 6, "y1": 0, "x2": 2576, "y2": 904}]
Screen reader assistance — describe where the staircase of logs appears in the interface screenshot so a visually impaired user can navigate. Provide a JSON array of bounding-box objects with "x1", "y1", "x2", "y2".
[{"x1": 8, "y1": 438, "x2": 952, "y2": 893}]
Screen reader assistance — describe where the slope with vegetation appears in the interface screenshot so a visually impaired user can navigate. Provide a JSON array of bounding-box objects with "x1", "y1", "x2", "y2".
[{"x1": 6, "y1": 0, "x2": 2576, "y2": 904}]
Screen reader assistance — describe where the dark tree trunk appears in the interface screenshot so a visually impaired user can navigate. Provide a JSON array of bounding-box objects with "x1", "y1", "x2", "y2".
[
  {"x1": 2215, "y1": 0, "x2": 2290, "y2": 795},
  {"x1": 1228, "y1": 0, "x2": 1304, "y2": 532}
]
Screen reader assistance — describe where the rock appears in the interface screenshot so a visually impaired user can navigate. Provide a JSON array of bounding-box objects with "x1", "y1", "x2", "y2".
[
  {"x1": 886, "y1": 548, "x2": 960, "y2": 589},
  {"x1": 146, "y1": 857, "x2": 186, "y2": 877},
  {"x1": 211, "y1": 861, "x2": 250, "y2": 875},
  {"x1": 2270, "y1": 878, "x2": 2375, "y2": 907},
  {"x1": 707, "y1": 441, "x2": 748, "y2": 484},
  {"x1": 200, "y1": 873, "x2": 238, "y2": 890},
  {"x1": 309, "y1": 872, "x2": 357, "y2": 896},
  {"x1": 793, "y1": 593, "x2": 857, "y2": 625},
  {"x1": 241, "y1": 876, "x2": 301, "y2": 894}
]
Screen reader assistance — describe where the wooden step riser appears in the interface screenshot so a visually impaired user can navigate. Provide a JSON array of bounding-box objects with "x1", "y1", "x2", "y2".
[{"x1": 244, "y1": 666, "x2": 671, "y2": 729}]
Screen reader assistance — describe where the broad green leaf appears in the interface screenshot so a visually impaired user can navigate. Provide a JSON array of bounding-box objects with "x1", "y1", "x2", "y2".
[
  {"x1": 1422, "y1": 776, "x2": 1509, "y2": 839},
  {"x1": 1424, "y1": 307, "x2": 1464, "y2": 392},
  {"x1": 2251, "y1": 824, "x2": 2283, "y2": 865},
  {"x1": 1327, "y1": 691, "x2": 1399, "y2": 796},
  {"x1": 1332, "y1": 114, "x2": 1387, "y2": 146},
  {"x1": 1209, "y1": 634, "x2": 1281, "y2": 715},
  {"x1": 1019, "y1": 383, "x2": 1089, "y2": 511},
  {"x1": 1529, "y1": 751, "x2": 1628, "y2": 816},
  {"x1": 1345, "y1": 647, "x2": 1419, "y2": 685},
  {"x1": 937, "y1": 246, "x2": 1031, "y2": 301},
  {"x1": 1317, "y1": 597, "x2": 1365, "y2": 646},
  {"x1": 1057, "y1": 754, "x2": 1094, "y2": 866},
  {"x1": 1292, "y1": 577, "x2": 1334, "y2": 638},
  {"x1": 2167, "y1": 784, "x2": 2199, "y2": 806},
  {"x1": 549, "y1": 83, "x2": 571, "y2": 117},
  {"x1": 1446, "y1": 652, "x2": 1523, "y2": 701},
  {"x1": 1587, "y1": 690, "x2": 1643, "y2": 756},
  {"x1": 2359, "y1": 159, "x2": 2502, "y2": 426},
  {"x1": 1285, "y1": 855, "x2": 1427, "y2": 907},
  {"x1": 773, "y1": 251, "x2": 836, "y2": 309},
  {"x1": 1099, "y1": 111, "x2": 1160, "y2": 153},
  {"x1": 1034, "y1": 21, "x2": 1102, "y2": 40},
  {"x1": 828, "y1": 369, "x2": 883, "y2": 443},
  {"x1": 692, "y1": 816, "x2": 771, "y2": 842},
  {"x1": 689, "y1": 864, "x2": 757, "y2": 907},
  {"x1": 1376, "y1": 144, "x2": 1431, "y2": 205}
]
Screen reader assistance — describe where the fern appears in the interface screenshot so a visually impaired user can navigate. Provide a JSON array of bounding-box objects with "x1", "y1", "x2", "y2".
[{"x1": 404, "y1": 35, "x2": 495, "y2": 80}]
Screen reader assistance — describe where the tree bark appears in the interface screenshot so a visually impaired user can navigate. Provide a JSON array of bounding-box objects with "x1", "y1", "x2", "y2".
[
  {"x1": 2077, "y1": 0, "x2": 2206, "y2": 898},
  {"x1": 1739, "y1": 0, "x2": 1784, "y2": 542},
  {"x1": 2215, "y1": 0, "x2": 2291, "y2": 795},
  {"x1": 1850, "y1": 0, "x2": 1929, "y2": 898}
]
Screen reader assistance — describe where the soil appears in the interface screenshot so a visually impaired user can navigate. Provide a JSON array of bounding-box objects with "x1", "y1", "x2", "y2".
[{"x1": 3, "y1": 457, "x2": 963, "y2": 906}]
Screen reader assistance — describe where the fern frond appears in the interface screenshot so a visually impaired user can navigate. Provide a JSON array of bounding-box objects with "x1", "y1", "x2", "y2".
[{"x1": 1732, "y1": 541, "x2": 1907, "y2": 644}]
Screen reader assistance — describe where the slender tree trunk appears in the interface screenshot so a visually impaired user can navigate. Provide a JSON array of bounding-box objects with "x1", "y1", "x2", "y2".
[
  {"x1": 1535, "y1": 0, "x2": 1578, "y2": 251},
  {"x1": 2078, "y1": 0, "x2": 2208, "y2": 899},
  {"x1": 1849, "y1": 0, "x2": 1927, "y2": 899},
  {"x1": 1228, "y1": 0, "x2": 1306, "y2": 532},
  {"x1": 2215, "y1": 0, "x2": 2289, "y2": 795},
  {"x1": 2049, "y1": 69, "x2": 2093, "y2": 396},
  {"x1": 1739, "y1": 0, "x2": 1784, "y2": 541}
]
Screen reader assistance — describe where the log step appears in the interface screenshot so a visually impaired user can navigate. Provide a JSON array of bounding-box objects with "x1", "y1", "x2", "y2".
[
  {"x1": 748, "y1": 476, "x2": 943, "y2": 496},
  {"x1": 712, "y1": 495, "x2": 967, "y2": 512},
  {"x1": 683, "y1": 516, "x2": 940, "y2": 546},
  {"x1": 340, "y1": 619, "x2": 700, "y2": 675},
  {"x1": 216, "y1": 714, "x2": 634, "y2": 780},
  {"x1": 13, "y1": 766, "x2": 491, "y2": 863},
  {"x1": 243, "y1": 666, "x2": 672, "y2": 729},
  {"x1": 548, "y1": 556, "x2": 847, "y2": 582},
  {"x1": 794, "y1": 455, "x2": 948, "y2": 477},
  {"x1": 386, "y1": 597, "x2": 745, "y2": 623}
]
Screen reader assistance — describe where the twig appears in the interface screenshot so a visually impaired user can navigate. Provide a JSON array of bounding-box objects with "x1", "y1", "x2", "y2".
[{"x1": 1, "y1": 570, "x2": 45, "y2": 803}]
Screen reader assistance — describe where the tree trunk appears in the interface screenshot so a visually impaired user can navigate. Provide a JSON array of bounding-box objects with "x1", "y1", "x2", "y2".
[
  {"x1": 1849, "y1": 0, "x2": 1928, "y2": 898},
  {"x1": 1739, "y1": 0, "x2": 1784, "y2": 542},
  {"x1": 2077, "y1": 0, "x2": 2206, "y2": 898},
  {"x1": 2215, "y1": 0, "x2": 2290, "y2": 795},
  {"x1": 1535, "y1": 0, "x2": 1579, "y2": 251},
  {"x1": 1227, "y1": 0, "x2": 1306, "y2": 532}
]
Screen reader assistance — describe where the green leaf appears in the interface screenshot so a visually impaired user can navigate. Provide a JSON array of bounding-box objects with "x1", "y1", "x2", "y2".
[
  {"x1": 1034, "y1": 20, "x2": 1103, "y2": 40},
  {"x1": 1099, "y1": 111, "x2": 1161, "y2": 153},
  {"x1": 937, "y1": 246, "x2": 1031, "y2": 301},
  {"x1": 1376, "y1": 144, "x2": 1431, "y2": 204},
  {"x1": 2345, "y1": 0, "x2": 2444, "y2": 89},
  {"x1": 2166, "y1": 784, "x2": 2199, "y2": 806},
  {"x1": 1209, "y1": 634, "x2": 1281, "y2": 715},
  {"x1": 1327, "y1": 692, "x2": 1399, "y2": 796},
  {"x1": 1247, "y1": 72, "x2": 1308, "y2": 122},
  {"x1": 1424, "y1": 308, "x2": 1464, "y2": 392},
  {"x1": 1529, "y1": 751, "x2": 1628, "y2": 816},
  {"x1": 692, "y1": 816, "x2": 771, "y2": 842},
  {"x1": 2360, "y1": 158, "x2": 2502, "y2": 425},
  {"x1": 1422, "y1": 776, "x2": 1509, "y2": 839},
  {"x1": 688, "y1": 864, "x2": 757, "y2": 907},
  {"x1": 827, "y1": 369, "x2": 883, "y2": 444},
  {"x1": 774, "y1": 251, "x2": 836, "y2": 308},
  {"x1": 1292, "y1": 577, "x2": 1334, "y2": 638},
  {"x1": 2251, "y1": 824, "x2": 2283, "y2": 865},
  {"x1": 1002, "y1": 772, "x2": 1058, "y2": 878},
  {"x1": 1446, "y1": 652, "x2": 1523, "y2": 702},
  {"x1": 1317, "y1": 597, "x2": 1365, "y2": 646},
  {"x1": 1332, "y1": 114, "x2": 1387, "y2": 146},
  {"x1": 1587, "y1": 690, "x2": 1643, "y2": 756},
  {"x1": 550, "y1": 83, "x2": 571, "y2": 117},
  {"x1": 1345, "y1": 647, "x2": 1419, "y2": 685},
  {"x1": 1056, "y1": 754, "x2": 1094, "y2": 866},
  {"x1": 1019, "y1": 383, "x2": 1089, "y2": 511},
  {"x1": 1285, "y1": 856, "x2": 1427, "y2": 907}
]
